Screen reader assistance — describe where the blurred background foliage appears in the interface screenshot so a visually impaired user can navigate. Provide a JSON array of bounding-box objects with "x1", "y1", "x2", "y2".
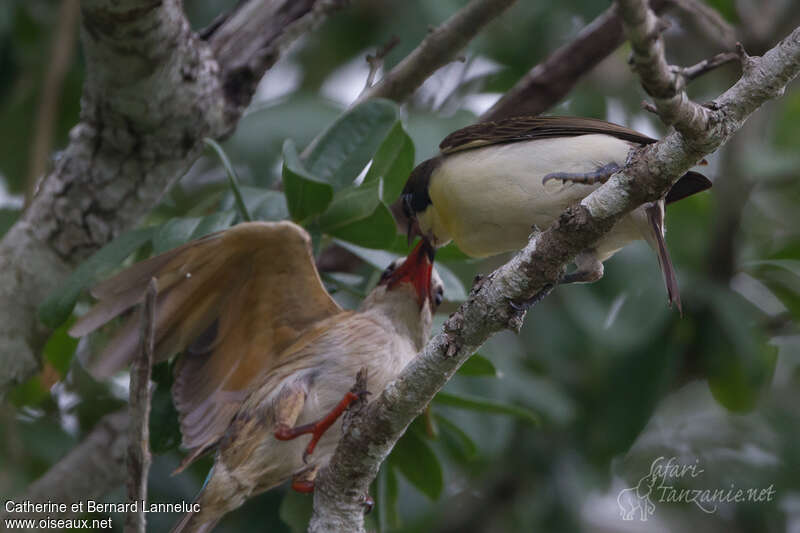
[{"x1": 2, "y1": 0, "x2": 800, "y2": 532}]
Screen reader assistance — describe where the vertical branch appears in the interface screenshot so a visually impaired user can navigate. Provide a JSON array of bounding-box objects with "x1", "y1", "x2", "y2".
[
  {"x1": 125, "y1": 278, "x2": 157, "y2": 533},
  {"x1": 25, "y1": 0, "x2": 80, "y2": 205}
]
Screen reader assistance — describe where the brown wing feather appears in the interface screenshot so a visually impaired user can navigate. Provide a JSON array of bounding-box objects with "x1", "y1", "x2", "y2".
[
  {"x1": 70, "y1": 221, "x2": 342, "y2": 464},
  {"x1": 439, "y1": 115, "x2": 657, "y2": 154}
]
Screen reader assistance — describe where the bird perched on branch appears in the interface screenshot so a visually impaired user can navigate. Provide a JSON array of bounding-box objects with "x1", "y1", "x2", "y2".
[
  {"x1": 69, "y1": 221, "x2": 443, "y2": 533},
  {"x1": 400, "y1": 115, "x2": 712, "y2": 312}
]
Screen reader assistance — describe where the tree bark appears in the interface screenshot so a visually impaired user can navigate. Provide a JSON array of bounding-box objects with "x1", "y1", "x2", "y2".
[
  {"x1": 0, "y1": 0, "x2": 349, "y2": 401},
  {"x1": 308, "y1": 21, "x2": 800, "y2": 532}
]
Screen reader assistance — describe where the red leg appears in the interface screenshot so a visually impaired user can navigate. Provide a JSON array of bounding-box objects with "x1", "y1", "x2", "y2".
[
  {"x1": 274, "y1": 391, "x2": 360, "y2": 460},
  {"x1": 291, "y1": 479, "x2": 315, "y2": 493}
]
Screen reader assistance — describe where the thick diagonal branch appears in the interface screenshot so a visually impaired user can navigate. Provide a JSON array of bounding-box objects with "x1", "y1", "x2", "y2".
[
  {"x1": 0, "y1": 0, "x2": 348, "y2": 401},
  {"x1": 0, "y1": 410, "x2": 129, "y2": 523},
  {"x1": 308, "y1": 23, "x2": 800, "y2": 533}
]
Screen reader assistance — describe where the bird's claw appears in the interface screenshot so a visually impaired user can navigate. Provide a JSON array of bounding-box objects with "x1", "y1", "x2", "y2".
[
  {"x1": 542, "y1": 163, "x2": 620, "y2": 186},
  {"x1": 509, "y1": 283, "x2": 555, "y2": 313}
]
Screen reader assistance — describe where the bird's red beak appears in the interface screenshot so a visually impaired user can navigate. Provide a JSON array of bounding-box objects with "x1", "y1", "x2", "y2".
[{"x1": 387, "y1": 240, "x2": 435, "y2": 307}]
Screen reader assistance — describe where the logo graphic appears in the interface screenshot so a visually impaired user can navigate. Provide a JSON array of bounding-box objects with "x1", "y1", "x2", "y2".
[
  {"x1": 617, "y1": 469, "x2": 658, "y2": 521},
  {"x1": 617, "y1": 456, "x2": 776, "y2": 521}
]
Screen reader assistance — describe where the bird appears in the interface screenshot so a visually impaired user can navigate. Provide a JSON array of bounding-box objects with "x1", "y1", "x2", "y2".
[
  {"x1": 68, "y1": 221, "x2": 443, "y2": 533},
  {"x1": 400, "y1": 115, "x2": 712, "y2": 311}
]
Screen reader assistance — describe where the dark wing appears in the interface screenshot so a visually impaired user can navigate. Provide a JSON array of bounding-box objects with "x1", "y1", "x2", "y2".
[
  {"x1": 439, "y1": 115, "x2": 657, "y2": 154},
  {"x1": 70, "y1": 221, "x2": 342, "y2": 464}
]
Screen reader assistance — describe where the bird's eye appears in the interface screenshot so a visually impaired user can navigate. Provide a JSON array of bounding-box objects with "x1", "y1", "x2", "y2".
[
  {"x1": 402, "y1": 194, "x2": 413, "y2": 217},
  {"x1": 434, "y1": 286, "x2": 444, "y2": 307}
]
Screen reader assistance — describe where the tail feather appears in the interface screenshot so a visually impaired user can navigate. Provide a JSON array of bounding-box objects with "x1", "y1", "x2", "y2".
[
  {"x1": 666, "y1": 171, "x2": 712, "y2": 205},
  {"x1": 170, "y1": 509, "x2": 219, "y2": 533},
  {"x1": 645, "y1": 201, "x2": 682, "y2": 314}
]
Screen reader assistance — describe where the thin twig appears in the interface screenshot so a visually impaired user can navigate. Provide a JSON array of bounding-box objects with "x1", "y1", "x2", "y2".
[
  {"x1": 617, "y1": 0, "x2": 714, "y2": 136},
  {"x1": 124, "y1": 278, "x2": 157, "y2": 533},
  {"x1": 25, "y1": 0, "x2": 80, "y2": 206},
  {"x1": 680, "y1": 51, "x2": 740, "y2": 81},
  {"x1": 363, "y1": 36, "x2": 400, "y2": 91},
  {"x1": 359, "y1": 0, "x2": 518, "y2": 103}
]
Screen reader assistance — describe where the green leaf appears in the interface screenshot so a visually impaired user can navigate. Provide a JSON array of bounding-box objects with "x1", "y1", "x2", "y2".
[
  {"x1": 305, "y1": 98, "x2": 399, "y2": 191},
  {"x1": 435, "y1": 414, "x2": 478, "y2": 462},
  {"x1": 433, "y1": 261, "x2": 468, "y2": 302},
  {"x1": 249, "y1": 190, "x2": 290, "y2": 221},
  {"x1": 364, "y1": 121, "x2": 415, "y2": 204},
  {"x1": 699, "y1": 286, "x2": 778, "y2": 412},
  {"x1": 389, "y1": 429, "x2": 443, "y2": 500},
  {"x1": 279, "y1": 490, "x2": 314, "y2": 533},
  {"x1": 223, "y1": 187, "x2": 289, "y2": 222},
  {"x1": 43, "y1": 320, "x2": 79, "y2": 377},
  {"x1": 318, "y1": 179, "x2": 381, "y2": 231},
  {"x1": 152, "y1": 212, "x2": 238, "y2": 255},
  {"x1": 150, "y1": 362, "x2": 181, "y2": 454},
  {"x1": 0, "y1": 207, "x2": 20, "y2": 238},
  {"x1": 746, "y1": 259, "x2": 800, "y2": 277},
  {"x1": 334, "y1": 240, "x2": 468, "y2": 301},
  {"x1": 8, "y1": 376, "x2": 49, "y2": 407},
  {"x1": 190, "y1": 210, "x2": 237, "y2": 238},
  {"x1": 334, "y1": 240, "x2": 399, "y2": 269},
  {"x1": 152, "y1": 217, "x2": 205, "y2": 255},
  {"x1": 38, "y1": 226, "x2": 157, "y2": 328},
  {"x1": 204, "y1": 138, "x2": 252, "y2": 222},
  {"x1": 378, "y1": 463, "x2": 400, "y2": 531},
  {"x1": 457, "y1": 353, "x2": 498, "y2": 377},
  {"x1": 282, "y1": 139, "x2": 334, "y2": 222},
  {"x1": 434, "y1": 391, "x2": 541, "y2": 426},
  {"x1": 327, "y1": 201, "x2": 397, "y2": 249}
]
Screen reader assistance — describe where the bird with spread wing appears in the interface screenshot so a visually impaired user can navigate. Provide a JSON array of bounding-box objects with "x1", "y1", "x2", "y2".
[{"x1": 69, "y1": 221, "x2": 443, "y2": 533}]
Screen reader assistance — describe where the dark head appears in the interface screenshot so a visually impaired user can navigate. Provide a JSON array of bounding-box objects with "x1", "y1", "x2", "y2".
[{"x1": 400, "y1": 157, "x2": 440, "y2": 245}]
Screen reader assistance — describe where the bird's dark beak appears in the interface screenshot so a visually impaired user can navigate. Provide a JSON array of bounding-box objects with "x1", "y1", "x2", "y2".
[
  {"x1": 406, "y1": 218, "x2": 426, "y2": 247},
  {"x1": 387, "y1": 240, "x2": 435, "y2": 307}
]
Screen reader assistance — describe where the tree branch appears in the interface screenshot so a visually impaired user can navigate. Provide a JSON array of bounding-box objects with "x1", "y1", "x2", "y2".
[
  {"x1": 0, "y1": 410, "x2": 129, "y2": 522},
  {"x1": 616, "y1": 0, "x2": 718, "y2": 136},
  {"x1": 0, "y1": 0, "x2": 348, "y2": 401},
  {"x1": 482, "y1": 0, "x2": 671, "y2": 121},
  {"x1": 124, "y1": 279, "x2": 156, "y2": 533},
  {"x1": 308, "y1": 22, "x2": 800, "y2": 532},
  {"x1": 359, "y1": 0, "x2": 518, "y2": 103}
]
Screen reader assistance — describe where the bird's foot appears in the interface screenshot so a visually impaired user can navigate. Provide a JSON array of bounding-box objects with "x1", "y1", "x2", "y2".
[
  {"x1": 509, "y1": 283, "x2": 555, "y2": 313},
  {"x1": 275, "y1": 390, "x2": 367, "y2": 463},
  {"x1": 561, "y1": 251, "x2": 604, "y2": 285},
  {"x1": 291, "y1": 479, "x2": 315, "y2": 493},
  {"x1": 542, "y1": 162, "x2": 620, "y2": 186},
  {"x1": 290, "y1": 464, "x2": 319, "y2": 494}
]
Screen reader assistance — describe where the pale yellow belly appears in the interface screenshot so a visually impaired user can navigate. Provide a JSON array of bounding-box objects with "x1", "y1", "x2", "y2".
[{"x1": 427, "y1": 135, "x2": 646, "y2": 258}]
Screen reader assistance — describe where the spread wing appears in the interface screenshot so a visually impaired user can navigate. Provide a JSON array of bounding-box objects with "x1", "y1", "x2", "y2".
[
  {"x1": 438, "y1": 115, "x2": 656, "y2": 154},
  {"x1": 69, "y1": 221, "x2": 342, "y2": 463}
]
